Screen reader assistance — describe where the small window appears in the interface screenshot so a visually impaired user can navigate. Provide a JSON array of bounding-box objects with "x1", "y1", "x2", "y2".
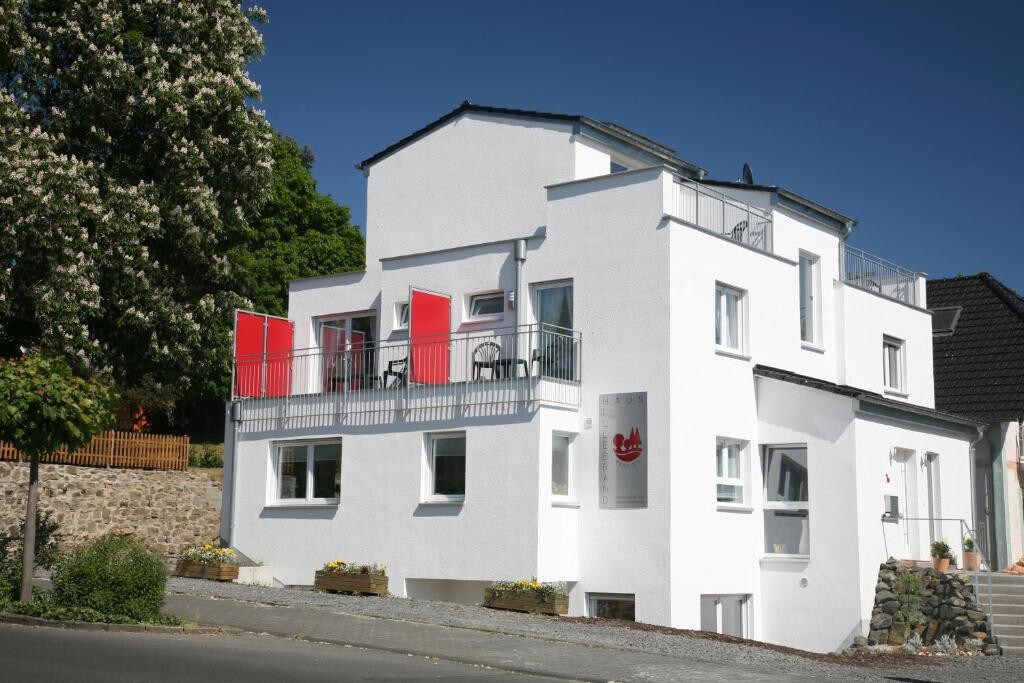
[
  {"x1": 700, "y1": 594, "x2": 749, "y2": 638},
  {"x1": 395, "y1": 302, "x2": 409, "y2": 329},
  {"x1": 426, "y1": 433, "x2": 466, "y2": 502},
  {"x1": 274, "y1": 442, "x2": 341, "y2": 504},
  {"x1": 799, "y1": 253, "x2": 820, "y2": 344},
  {"x1": 468, "y1": 292, "x2": 505, "y2": 320},
  {"x1": 715, "y1": 284, "x2": 745, "y2": 352},
  {"x1": 931, "y1": 306, "x2": 961, "y2": 336},
  {"x1": 610, "y1": 160, "x2": 629, "y2": 174},
  {"x1": 716, "y1": 439, "x2": 747, "y2": 506},
  {"x1": 763, "y1": 446, "x2": 809, "y2": 555},
  {"x1": 552, "y1": 433, "x2": 573, "y2": 497},
  {"x1": 588, "y1": 593, "x2": 635, "y2": 621},
  {"x1": 882, "y1": 336, "x2": 905, "y2": 393}
]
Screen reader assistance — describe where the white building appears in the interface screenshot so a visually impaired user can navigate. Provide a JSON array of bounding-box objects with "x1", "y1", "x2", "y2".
[{"x1": 222, "y1": 102, "x2": 984, "y2": 653}]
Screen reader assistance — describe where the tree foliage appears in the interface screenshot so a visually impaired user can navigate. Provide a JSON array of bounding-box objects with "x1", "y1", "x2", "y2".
[
  {"x1": 0, "y1": 1, "x2": 273, "y2": 407},
  {"x1": 0, "y1": 355, "x2": 116, "y2": 458},
  {"x1": 230, "y1": 134, "x2": 365, "y2": 317}
]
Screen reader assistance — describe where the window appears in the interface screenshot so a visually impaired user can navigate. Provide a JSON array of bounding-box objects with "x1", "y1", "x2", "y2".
[
  {"x1": 715, "y1": 284, "x2": 745, "y2": 352},
  {"x1": 426, "y1": 433, "x2": 466, "y2": 502},
  {"x1": 395, "y1": 302, "x2": 409, "y2": 330},
  {"x1": 588, "y1": 593, "x2": 635, "y2": 621},
  {"x1": 700, "y1": 595, "x2": 749, "y2": 638},
  {"x1": 763, "y1": 446, "x2": 809, "y2": 555},
  {"x1": 468, "y1": 292, "x2": 505, "y2": 320},
  {"x1": 716, "y1": 439, "x2": 746, "y2": 506},
  {"x1": 317, "y1": 313, "x2": 377, "y2": 391},
  {"x1": 882, "y1": 336, "x2": 905, "y2": 393},
  {"x1": 551, "y1": 433, "x2": 573, "y2": 497},
  {"x1": 931, "y1": 306, "x2": 962, "y2": 336},
  {"x1": 799, "y1": 252, "x2": 820, "y2": 344},
  {"x1": 273, "y1": 442, "x2": 341, "y2": 504}
]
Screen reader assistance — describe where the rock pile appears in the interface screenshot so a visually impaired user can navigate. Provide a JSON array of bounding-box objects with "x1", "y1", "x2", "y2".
[{"x1": 854, "y1": 558, "x2": 1000, "y2": 655}]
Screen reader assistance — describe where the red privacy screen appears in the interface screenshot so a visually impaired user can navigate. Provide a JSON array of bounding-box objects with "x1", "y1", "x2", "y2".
[
  {"x1": 409, "y1": 289, "x2": 451, "y2": 385},
  {"x1": 233, "y1": 311, "x2": 294, "y2": 398}
]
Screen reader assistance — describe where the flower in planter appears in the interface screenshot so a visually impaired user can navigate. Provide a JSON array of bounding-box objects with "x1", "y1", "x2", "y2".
[
  {"x1": 321, "y1": 560, "x2": 387, "y2": 576},
  {"x1": 491, "y1": 578, "x2": 567, "y2": 598},
  {"x1": 321, "y1": 559, "x2": 347, "y2": 574},
  {"x1": 181, "y1": 544, "x2": 238, "y2": 565}
]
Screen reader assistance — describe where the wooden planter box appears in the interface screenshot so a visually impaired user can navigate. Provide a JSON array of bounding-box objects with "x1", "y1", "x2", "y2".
[
  {"x1": 483, "y1": 588, "x2": 568, "y2": 615},
  {"x1": 314, "y1": 571, "x2": 388, "y2": 595},
  {"x1": 174, "y1": 560, "x2": 239, "y2": 581}
]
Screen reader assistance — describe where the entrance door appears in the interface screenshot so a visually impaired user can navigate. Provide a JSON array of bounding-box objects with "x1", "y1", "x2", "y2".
[
  {"x1": 533, "y1": 282, "x2": 574, "y2": 379},
  {"x1": 975, "y1": 451, "x2": 997, "y2": 563},
  {"x1": 894, "y1": 448, "x2": 919, "y2": 558}
]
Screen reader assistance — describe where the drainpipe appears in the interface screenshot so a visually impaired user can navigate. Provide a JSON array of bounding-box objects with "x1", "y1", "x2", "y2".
[
  {"x1": 513, "y1": 239, "x2": 527, "y2": 359},
  {"x1": 968, "y1": 426, "x2": 985, "y2": 545},
  {"x1": 226, "y1": 400, "x2": 243, "y2": 547}
]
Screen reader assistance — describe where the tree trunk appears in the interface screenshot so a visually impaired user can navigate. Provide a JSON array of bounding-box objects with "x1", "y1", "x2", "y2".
[{"x1": 19, "y1": 455, "x2": 39, "y2": 602}]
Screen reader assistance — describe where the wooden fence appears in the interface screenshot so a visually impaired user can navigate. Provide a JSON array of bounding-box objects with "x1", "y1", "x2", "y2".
[{"x1": 0, "y1": 431, "x2": 190, "y2": 471}]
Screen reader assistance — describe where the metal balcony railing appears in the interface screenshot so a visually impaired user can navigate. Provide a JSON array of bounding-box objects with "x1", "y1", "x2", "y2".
[
  {"x1": 672, "y1": 180, "x2": 774, "y2": 253},
  {"x1": 231, "y1": 324, "x2": 582, "y2": 425},
  {"x1": 841, "y1": 244, "x2": 919, "y2": 307}
]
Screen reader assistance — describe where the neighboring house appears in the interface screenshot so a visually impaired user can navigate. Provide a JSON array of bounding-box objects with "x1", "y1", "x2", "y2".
[
  {"x1": 222, "y1": 102, "x2": 983, "y2": 653},
  {"x1": 928, "y1": 273, "x2": 1024, "y2": 569}
]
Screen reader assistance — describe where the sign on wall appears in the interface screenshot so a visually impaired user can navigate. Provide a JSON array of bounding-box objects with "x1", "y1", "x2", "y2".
[{"x1": 599, "y1": 392, "x2": 648, "y2": 509}]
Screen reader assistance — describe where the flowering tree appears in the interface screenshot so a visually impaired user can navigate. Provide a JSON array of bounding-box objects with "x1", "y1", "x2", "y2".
[
  {"x1": 0, "y1": 1, "x2": 273, "y2": 408},
  {"x1": 0, "y1": 355, "x2": 116, "y2": 601}
]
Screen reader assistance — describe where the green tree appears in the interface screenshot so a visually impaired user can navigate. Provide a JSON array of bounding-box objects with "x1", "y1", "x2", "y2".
[
  {"x1": 0, "y1": 1, "x2": 273, "y2": 410},
  {"x1": 0, "y1": 355, "x2": 116, "y2": 601},
  {"x1": 230, "y1": 133, "x2": 365, "y2": 317}
]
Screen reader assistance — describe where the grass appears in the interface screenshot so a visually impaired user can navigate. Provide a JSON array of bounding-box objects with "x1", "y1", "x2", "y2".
[{"x1": 1, "y1": 591, "x2": 184, "y2": 626}]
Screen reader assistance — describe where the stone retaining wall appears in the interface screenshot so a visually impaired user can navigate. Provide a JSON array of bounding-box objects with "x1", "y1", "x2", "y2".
[
  {"x1": 0, "y1": 461, "x2": 220, "y2": 556},
  {"x1": 864, "y1": 558, "x2": 994, "y2": 649}
]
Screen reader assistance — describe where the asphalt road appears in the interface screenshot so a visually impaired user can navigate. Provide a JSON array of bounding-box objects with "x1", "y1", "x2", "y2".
[{"x1": 0, "y1": 624, "x2": 561, "y2": 682}]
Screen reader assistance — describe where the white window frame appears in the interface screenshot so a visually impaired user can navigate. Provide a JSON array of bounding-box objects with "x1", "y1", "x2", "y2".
[
  {"x1": 762, "y1": 444, "x2": 810, "y2": 557},
  {"x1": 882, "y1": 335, "x2": 906, "y2": 395},
  {"x1": 551, "y1": 432, "x2": 577, "y2": 505},
  {"x1": 798, "y1": 251, "x2": 821, "y2": 347},
  {"x1": 715, "y1": 283, "x2": 746, "y2": 354},
  {"x1": 716, "y1": 438, "x2": 748, "y2": 509},
  {"x1": 466, "y1": 291, "x2": 505, "y2": 322},
  {"x1": 270, "y1": 440, "x2": 342, "y2": 506},
  {"x1": 423, "y1": 432, "x2": 466, "y2": 504},
  {"x1": 395, "y1": 301, "x2": 409, "y2": 330},
  {"x1": 700, "y1": 594, "x2": 751, "y2": 638}
]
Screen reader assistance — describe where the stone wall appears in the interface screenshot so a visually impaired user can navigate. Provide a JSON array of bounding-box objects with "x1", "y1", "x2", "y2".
[
  {"x1": 863, "y1": 558, "x2": 995, "y2": 650},
  {"x1": 0, "y1": 461, "x2": 220, "y2": 556}
]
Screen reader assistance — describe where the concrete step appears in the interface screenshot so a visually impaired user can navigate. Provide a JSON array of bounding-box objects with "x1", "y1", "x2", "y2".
[
  {"x1": 974, "y1": 581, "x2": 1024, "y2": 594},
  {"x1": 992, "y1": 624, "x2": 1024, "y2": 637},
  {"x1": 993, "y1": 633, "x2": 1024, "y2": 651},
  {"x1": 978, "y1": 592, "x2": 1024, "y2": 603},
  {"x1": 982, "y1": 573, "x2": 1024, "y2": 584},
  {"x1": 989, "y1": 613, "x2": 1024, "y2": 626},
  {"x1": 985, "y1": 605, "x2": 1024, "y2": 617}
]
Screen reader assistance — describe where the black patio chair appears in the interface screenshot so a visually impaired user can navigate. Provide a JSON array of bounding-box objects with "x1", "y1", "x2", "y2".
[
  {"x1": 471, "y1": 341, "x2": 502, "y2": 380},
  {"x1": 382, "y1": 357, "x2": 408, "y2": 388}
]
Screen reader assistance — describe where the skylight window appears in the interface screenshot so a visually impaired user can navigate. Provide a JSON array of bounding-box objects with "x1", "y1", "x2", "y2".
[{"x1": 931, "y1": 306, "x2": 962, "y2": 335}]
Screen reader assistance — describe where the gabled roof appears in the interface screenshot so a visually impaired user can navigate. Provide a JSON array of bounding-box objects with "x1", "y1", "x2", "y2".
[
  {"x1": 356, "y1": 101, "x2": 706, "y2": 176},
  {"x1": 927, "y1": 273, "x2": 1024, "y2": 422}
]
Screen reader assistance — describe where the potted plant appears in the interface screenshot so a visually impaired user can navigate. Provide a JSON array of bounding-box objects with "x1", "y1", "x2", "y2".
[
  {"x1": 483, "y1": 578, "x2": 568, "y2": 615},
  {"x1": 931, "y1": 540, "x2": 953, "y2": 573},
  {"x1": 174, "y1": 544, "x2": 239, "y2": 581},
  {"x1": 963, "y1": 537, "x2": 981, "y2": 571},
  {"x1": 314, "y1": 559, "x2": 388, "y2": 595}
]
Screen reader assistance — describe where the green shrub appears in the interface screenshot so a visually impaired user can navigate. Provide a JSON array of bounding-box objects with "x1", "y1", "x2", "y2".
[
  {"x1": 0, "y1": 511, "x2": 62, "y2": 601},
  {"x1": 52, "y1": 534, "x2": 166, "y2": 621},
  {"x1": 188, "y1": 443, "x2": 224, "y2": 468},
  {"x1": 3, "y1": 592, "x2": 182, "y2": 625}
]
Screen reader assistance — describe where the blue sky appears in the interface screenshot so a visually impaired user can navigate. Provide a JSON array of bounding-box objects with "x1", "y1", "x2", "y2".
[{"x1": 250, "y1": 1, "x2": 1023, "y2": 291}]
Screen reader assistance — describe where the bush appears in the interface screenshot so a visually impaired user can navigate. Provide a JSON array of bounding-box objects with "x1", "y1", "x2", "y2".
[
  {"x1": 902, "y1": 633, "x2": 923, "y2": 654},
  {"x1": 3, "y1": 592, "x2": 182, "y2": 625},
  {"x1": 0, "y1": 510, "x2": 62, "y2": 602},
  {"x1": 933, "y1": 633, "x2": 959, "y2": 655},
  {"x1": 52, "y1": 534, "x2": 166, "y2": 621},
  {"x1": 188, "y1": 443, "x2": 224, "y2": 468}
]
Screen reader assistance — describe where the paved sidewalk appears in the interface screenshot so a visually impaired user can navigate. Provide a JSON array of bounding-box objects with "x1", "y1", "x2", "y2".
[{"x1": 164, "y1": 593, "x2": 797, "y2": 682}]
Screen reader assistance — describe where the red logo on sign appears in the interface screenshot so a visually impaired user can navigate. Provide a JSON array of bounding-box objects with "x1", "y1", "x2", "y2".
[{"x1": 614, "y1": 428, "x2": 643, "y2": 462}]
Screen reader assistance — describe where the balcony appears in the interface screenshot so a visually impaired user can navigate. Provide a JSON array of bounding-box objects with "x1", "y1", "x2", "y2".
[
  {"x1": 231, "y1": 324, "x2": 582, "y2": 430},
  {"x1": 671, "y1": 180, "x2": 774, "y2": 253},
  {"x1": 840, "y1": 245, "x2": 920, "y2": 307}
]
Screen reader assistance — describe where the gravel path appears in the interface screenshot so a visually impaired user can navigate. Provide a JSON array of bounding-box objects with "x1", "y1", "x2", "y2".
[{"x1": 167, "y1": 578, "x2": 1023, "y2": 681}]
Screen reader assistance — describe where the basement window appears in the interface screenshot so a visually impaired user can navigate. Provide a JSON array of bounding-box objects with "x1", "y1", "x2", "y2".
[{"x1": 588, "y1": 593, "x2": 635, "y2": 621}]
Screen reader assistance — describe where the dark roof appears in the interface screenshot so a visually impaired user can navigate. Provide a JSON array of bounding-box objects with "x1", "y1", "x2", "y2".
[
  {"x1": 356, "y1": 101, "x2": 705, "y2": 176},
  {"x1": 927, "y1": 273, "x2": 1024, "y2": 422},
  {"x1": 753, "y1": 364, "x2": 983, "y2": 429},
  {"x1": 699, "y1": 178, "x2": 857, "y2": 233}
]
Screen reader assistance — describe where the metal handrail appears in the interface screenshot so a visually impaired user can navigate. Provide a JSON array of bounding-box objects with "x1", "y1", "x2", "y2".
[
  {"x1": 840, "y1": 244, "x2": 918, "y2": 307},
  {"x1": 672, "y1": 179, "x2": 773, "y2": 253}
]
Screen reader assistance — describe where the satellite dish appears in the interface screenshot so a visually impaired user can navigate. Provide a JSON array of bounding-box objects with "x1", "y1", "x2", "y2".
[{"x1": 741, "y1": 163, "x2": 754, "y2": 185}]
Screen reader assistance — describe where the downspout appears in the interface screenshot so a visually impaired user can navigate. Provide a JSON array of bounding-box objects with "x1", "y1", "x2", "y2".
[
  {"x1": 513, "y1": 239, "x2": 527, "y2": 364},
  {"x1": 226, "y1": 400, "x2": 243, "y2": 547}
]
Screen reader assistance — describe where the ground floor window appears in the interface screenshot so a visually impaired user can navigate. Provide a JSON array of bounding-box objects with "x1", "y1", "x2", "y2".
[
  {"x1": 587, "y1": 593, "x2": 635, "y2": 621},
  {"x1": 716, "y1": 438, "x2": 747, "y2": 506},
  {"x1": 762, "y1": 445, "x2": 809, "y2": 555},
  {"x1": 700, "y1": 594, "x2": 749, "y2": 638},
  {"x1": 425, "y1": 432, "x2": 466, "y2": 502},
  {"x1": 273, "y1": 441, "x2": 342, "y2": 504}
]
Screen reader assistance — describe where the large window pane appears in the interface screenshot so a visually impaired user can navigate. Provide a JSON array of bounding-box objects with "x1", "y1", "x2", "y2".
[
  {"x1": 312, "y1": 444, "x2": 342, "y2": 499},
  {"x1": 765, "y1": 448, "x2": 808, "y2": 503},
  {"x1": 279, "y1": 446, "x2": 307, "y2": 500},
  {"x1": 591, "y1": 596, "x2": 635, "y2": 621},
  {"x1": 799, "y1": 255, "x2": 814, "y2": 342},
  {"x1": 433, "y1": 436, "x2": 466, "y2": 496},
  {"x1": 552, "y1": 435, "x2": 570, "y2": 496},
  {"x1": 764, "y1": 509, "x2": 810, "y2": 554}
]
